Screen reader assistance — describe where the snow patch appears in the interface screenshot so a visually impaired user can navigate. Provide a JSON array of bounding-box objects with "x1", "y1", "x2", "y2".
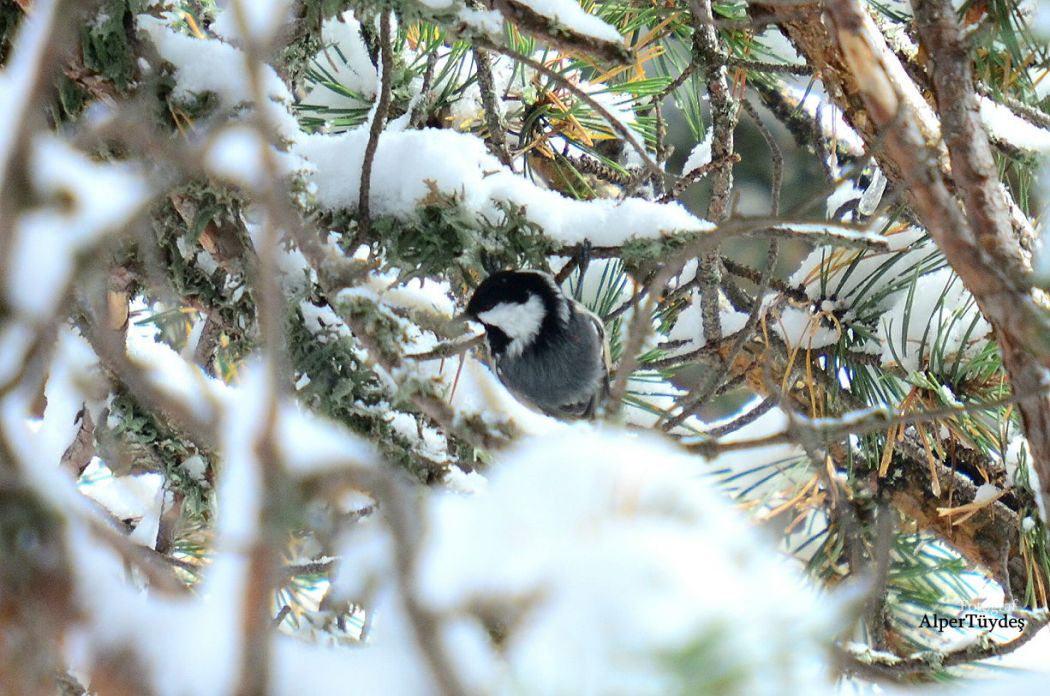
[{"x1": 294, "y1": 127, "x2": 712, "y2": 247}]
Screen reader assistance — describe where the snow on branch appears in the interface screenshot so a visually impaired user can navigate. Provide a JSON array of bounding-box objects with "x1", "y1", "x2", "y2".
[
  {"x1": 4, "y1": 0, "x2": 1050, "y2": 692},
  {"x1": 295, "y1": 127, "x2": 712, "y2": 247}
]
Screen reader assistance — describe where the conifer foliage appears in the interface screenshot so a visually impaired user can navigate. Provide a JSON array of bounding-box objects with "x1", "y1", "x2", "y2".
[{"x1": 1, "y1": 0, "x2": 1050, "y2": 693}]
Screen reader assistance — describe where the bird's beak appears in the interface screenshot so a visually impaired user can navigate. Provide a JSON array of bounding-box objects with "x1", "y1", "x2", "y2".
[{"x1": 450, "y1": 312, "x2": 481, "y2": 336}]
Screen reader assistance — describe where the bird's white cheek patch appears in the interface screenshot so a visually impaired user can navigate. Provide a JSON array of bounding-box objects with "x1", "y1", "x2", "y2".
[{"x1": 477, "y1": 295, "x2": 545, "y2": 354}]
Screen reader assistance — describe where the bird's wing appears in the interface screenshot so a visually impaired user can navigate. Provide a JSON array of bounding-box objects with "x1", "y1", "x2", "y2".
[
  {"x1": 561, "y1": 303, "x2": 610, "y2": 419},
  {"x1": 588, "y1": 311, "x2": 611, "y2": 402}
]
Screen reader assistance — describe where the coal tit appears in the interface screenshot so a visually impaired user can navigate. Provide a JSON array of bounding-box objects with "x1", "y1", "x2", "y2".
[{"x1": 464, "y1": 270, "x2": 610, "y2": 419}]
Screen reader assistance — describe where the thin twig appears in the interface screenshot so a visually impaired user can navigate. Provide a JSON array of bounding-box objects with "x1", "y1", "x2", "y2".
[
  {"x1": 722, "y1": 256, "x2": 807, "y2": 302},
  {"x1": 685, "y1": 388, "x2": 1034, "y2": 457},
  {"x1": 473, "y1": 47, "x2": 514, "y2": 168},
  {"x1": 662, "y1": 239, "x2": 778, "y2": 431},
  {"x1": 410, "y1": 50, "x2": 438, "y2": 129},
  {"x1": 702, "y1": 396, "x2": 777, "y2": 437},
  {"x1": 975, "y1": 82, "x2": 1050, "y2": 131},
  {"x1": 689, "y1": 0, "x2": 738, "y2": 346},
  {"x1": 477, "y1": 40, "x2": 665, "y2": 184},
  {"x1": 742, "y1": 97, "x2": 783, "y2": 216},
  {"x1": 656, "y1": 153, "x2": 741, "y2": 204},
  {"x1": 835, "y1": 614, "x2": 1049, "y2": 681},
  {"x1": 727, "y1": 56, "x2": 813, "y2": 75},
  {"x1": 654, "y1": 64, "x2": 698, "y2": 101},
  {"x1": 357, "y1": 11, "x2": 395, "y2": 243},
  {"x1": 406, "y1": 333, "x2": 485, "y2": 361}
]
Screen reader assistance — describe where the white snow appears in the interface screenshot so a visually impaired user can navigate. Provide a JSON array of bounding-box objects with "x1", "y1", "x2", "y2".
[
  {"x1": 5, "y1": 136, "x2": 150, "y2": 318},
  {"x1": 774, "y1": 222, "x2": 890, "y2": 247},
  {"x1": 0, "y1": 0, "x2": 62, "y2": 201},
  {"x1": 126, "y1": 332, "x2": 230, "y2": 420},
  {"x1": 363, "y1": 270, "x2": 458, "y2": 317},
  {"x1": 181, "y1": 454, "x2": 209, "y2": 482},
  {"x1": 1004, "y1": 436, "x2": 1033, "y2": 489},
  {"x1": 415, "y1": 427, "x2": 834, "y2": 694},
  {"x1": 138, "y1": 14, "x2": 301, "y2": 143},
  {"x1": 80, "y1": 460, "x2": 166, "y2": 549},
  {"x1": 1033, "y1": 163, "x2": 1050, "y2": 285},
  {"x1": 775, "y1": 305, "x2": 842, "y2": 350},
  {"x1": 665, "y1": 292, "x2": 750, "y2": 355},
  {"x1": 782, "y1": 84, "x2": 866, "y2": 158},
  {"x1": 682, "y1": 131, "x2": 712, "y2": 173},
  {"x1": 205, "y1": 125, "x2": 300, "y2": 191},
  {"x1": 879, "y1": 267, "x2": 991, "y2": 372},
  {"x1": 301, "y1": 10, "x2": 378, "y2": 111},
  {"x1": 1035, "y1": 1, "x2": 1050, "y2": 37},
  {"x1": 0, "y1": 323, "x2": 34, "y2": 386},
  {"x1": 211, "y1": 0, "x2": 294, "y2": 45},
  {"x1": 979, "y1": 96, "x2": 1050, "y2": 154},
  {"x1": 458, "y1": 7, "x2": 505, "y2": 37},
  {"x1": 509, "y1": 0, "x2": 623, "y2": 44},
  {"x1": 276, "y1": 403, "x2": 379, "y2": 475},
  {"x1": 446, "y1": 53, "x2": 516, "y2": 127},
  {"x1": 294, "y1": 127, "x2": 712, "y2": 246},
  {"x1": 973, "y1": 482, "x2": 999, "y2": 504}
]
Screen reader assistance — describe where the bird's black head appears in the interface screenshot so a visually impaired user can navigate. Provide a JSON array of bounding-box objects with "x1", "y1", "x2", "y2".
[
  {"x1": 465, "y1": 271, "x2": 555, "y2": 316},
  {"x1": 465, "y1": 270, "x2": 569, "y2": 356}
]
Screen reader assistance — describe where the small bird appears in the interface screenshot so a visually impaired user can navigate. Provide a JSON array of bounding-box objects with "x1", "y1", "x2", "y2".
[{"x1": 464, "y1": 270, "x2": 610, "y2": 419}]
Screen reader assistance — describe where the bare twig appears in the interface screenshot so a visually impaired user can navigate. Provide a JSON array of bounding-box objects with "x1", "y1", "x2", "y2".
[
  {"x1": 473, "y1": 47, "x2": 514, "y2": 168},
  {"x1": 702, "y1": 396, "x2": 777, "y2": 437},
  {"x1": 358, "y1": 11, "x2": 395, "y2": 243},
  {"x1": 406, "y1": 333, "x2": 485, "y2": 361},
  {"x1": 727, "y1": 56, "x2": 813, "y2": 75},
  {"x1": 656, "y1": 153, "x2": 741, "y2": 204},
  {"x1": 685, "y1": 388, "x2": 1033, "y2": 457},
  {"x1": 489, "y1": 0, "x2": 630, "y2": 64},
  {"x1": 688, "y1": 0, "x2": 738, "y2": 346},
  {"x1": 477, "y1": 40, "x2": 665, "y2": 184},
  {"x1": 974, "y1": 83, "x2": 1050, "y2": 131},
  {"x1": 410, "y1": 50, "x2": 439, "y2": 129},
  {"x1": 835, "y1": 614, "x2": 1049, "y2": 681},
  {"x1": 662, "y1": 239, "x2": 778, "y2": 431},
  {"x1": 742, "y1": 98, "x2": 784, "y2": 216}
]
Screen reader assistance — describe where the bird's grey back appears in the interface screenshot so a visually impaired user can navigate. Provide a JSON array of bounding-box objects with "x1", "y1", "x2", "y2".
[{"x1": 495, "y1": 307, "x2": 605, "y2": 417}]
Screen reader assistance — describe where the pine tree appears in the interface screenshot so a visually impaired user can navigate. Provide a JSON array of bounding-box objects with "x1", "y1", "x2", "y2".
[{"x1": 0, "y1": 0, "x2": 1049, "y2": 693}]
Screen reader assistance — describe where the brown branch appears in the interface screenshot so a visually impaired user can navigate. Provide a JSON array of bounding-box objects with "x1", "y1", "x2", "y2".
[
  {"x1": 217, "y1": 3, "x2": 293, "y2": 693},
  {"x1": 648, "y1": 97, "x2": 786, "y2": 428},
  {"x1": 688, "y1": 0, "x2": 738, "y2": 346},
  {"x1": 727, "y1": 56, "x2": 812, "y2": 75},
  {"x1": 473, "y1": 47, "x2": 514, "y2": 168},
  {"x1": 742, "y1": 97, "x2": 784, "y2": 216},
  {"x1": 357, "y1": 10, "x2": 395, "y2": 243},
  {"x1": 60, "y1": 407, "x2": 96, "y2": 477},
  {"x1": 489, "y1": 0, "x2": 630, "y2": 64},
  {"x1": 656, "y1": 153, "x2": 741, "y2": 204},
  {"x1": 410, "y1": 49, "x2": 439, "y2": 129},
  {"x1": 655, "y1": 64, "x2": 698, "y2": 101},
  {"x1": 0, "y1": 0, "x2": 92, "y2": 266},
  {"x1": 689, "y1": 0, "x2": 737, "y2": 222},
  {"x1": 909, "y1": 0, "x2": 1050, "y2": 523},
  {"x1": 662, "y1": 239, "x2": 777, "y2": 431},
  {"x1": 835, "y1": 614, "x2": 1049, "y2": 682},
  {"x1": 405, "y1": 333, "x2": 485, "y2": 361}
]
